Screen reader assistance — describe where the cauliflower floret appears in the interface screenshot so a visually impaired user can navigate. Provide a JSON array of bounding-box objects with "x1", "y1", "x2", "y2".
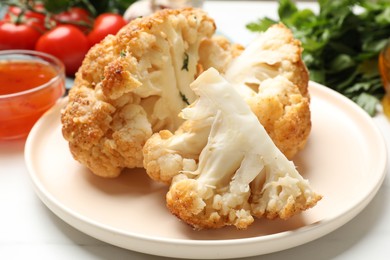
[
  {"x1": 224, "y1": 24, "x2": 310, "y2": 158},
  {"x1": 224, "y1": 23, "x2": 309, "y2": 97},
  {"x1": 143, "y1": 90, "x2": 214, "y2": 183},
  {"x1": 62, "y1": 83, "x2": 150, "y2": 177},
  {"x1": 143, "y1": 120, "x2": 208, "y2": 184},
  {"x1": 146, "y1": 68, "x2": 321, "y2": 229},
  {"x1": 61, "y1": 8, "x2": 216, "y2": 177},
  {"x1": 246, "y1": 76, "x2": 310, "y2": 158}
]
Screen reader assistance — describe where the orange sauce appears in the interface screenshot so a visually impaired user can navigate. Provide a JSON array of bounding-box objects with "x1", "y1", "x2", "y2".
[
  {"x1": 0, "y1": 61, "x2": 57, "y2": 95},
  {"x1": 0, "y1": 60, "x2": 65, "y2": 140}
]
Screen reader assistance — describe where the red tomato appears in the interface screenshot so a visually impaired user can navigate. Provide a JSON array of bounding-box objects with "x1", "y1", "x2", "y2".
[
  {"x1": 35, "y1": 25, "x2": 89, "y2": 76},
  {"x1": 0, "y1": 21, "x2": 42, "y2": 50},
  {"x1": 53, "y1": 7, "x2": 93, "y2": 34},
  {"x1": 87, "y1": 13, "x2": 127, "y2": 47}
]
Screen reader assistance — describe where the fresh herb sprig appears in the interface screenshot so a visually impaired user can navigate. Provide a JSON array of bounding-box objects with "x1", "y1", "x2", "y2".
[{"x1": 247, "y1": 0, "x2": 390, "y2": 116}]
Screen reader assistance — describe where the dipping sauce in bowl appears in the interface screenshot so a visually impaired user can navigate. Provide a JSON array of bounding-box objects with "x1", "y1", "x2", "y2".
[{"x1": 0, "y1": 50, "x2": 65, "y2": 140}]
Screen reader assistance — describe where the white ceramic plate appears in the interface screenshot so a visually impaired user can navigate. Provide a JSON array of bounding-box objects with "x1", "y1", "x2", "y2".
[{"x1": 25, "y1": 82, "x2": 387, "y2": 259}]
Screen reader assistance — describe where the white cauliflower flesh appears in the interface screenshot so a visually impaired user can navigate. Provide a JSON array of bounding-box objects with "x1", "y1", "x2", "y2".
[{"x1": 144, "y1": 68, "x2": 322, "y2": 229}]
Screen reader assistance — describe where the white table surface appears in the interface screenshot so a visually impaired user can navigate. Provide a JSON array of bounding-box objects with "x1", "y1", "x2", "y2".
[{"x1": 1, "y1": 1, "x2": 390, "y2": 259}]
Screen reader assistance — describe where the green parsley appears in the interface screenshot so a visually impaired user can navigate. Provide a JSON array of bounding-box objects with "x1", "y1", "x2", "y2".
[
  {"x1": 180, "y1": 91, "x2": 190, "y2": 105},
  {"x1": 247, "y1": 0, "x2": 390, "y2": 116},
  {"x1": 181, "y1": 52, "x2": 189, "y2": 71},
  {"x1": 120, "y1": 50, "x2": 127, "y2": 57}
]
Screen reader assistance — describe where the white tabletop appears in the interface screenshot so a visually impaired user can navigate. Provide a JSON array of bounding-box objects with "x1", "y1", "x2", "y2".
[{"x1": 1, "y1": 1, "x2": 390, "y2": 259}]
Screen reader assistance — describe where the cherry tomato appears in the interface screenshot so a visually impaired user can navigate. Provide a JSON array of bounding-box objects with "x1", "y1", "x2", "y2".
[
  {"x1": 53, "y1": 7, "x2": 93, "y2": 34},
  {"x1": 87, "y1": 13, "x2": 127, "y2": 47},
  {"x1": 0, "y1": 21, "x2": 42, "y2": 50},
  {"x1": 35, "y1": 25, "x2": 89, "y2": 76}
]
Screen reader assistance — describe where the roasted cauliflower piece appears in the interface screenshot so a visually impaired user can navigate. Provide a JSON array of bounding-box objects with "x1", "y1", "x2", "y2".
[
  {"x1": 224, "y1": 23, "x2": 310, "y2": 158},
  {"x1": 245, "y1": 75, "x2": 310, "y2": 159},
  {"x1": 145, "y1": 68, "x2": 321, "y2": 229},
  {"x1": 61, "y1": 8, "x2": 216, "y2": 177}
]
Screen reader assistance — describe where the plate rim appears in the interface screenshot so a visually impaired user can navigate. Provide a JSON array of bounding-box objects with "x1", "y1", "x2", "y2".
[{"x1": 24, "y1": 81, "x2": 388, "y2": 259}]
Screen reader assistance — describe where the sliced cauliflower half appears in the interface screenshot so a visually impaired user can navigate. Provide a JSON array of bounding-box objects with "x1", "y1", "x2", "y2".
[
  {"x1": 144, "y1": 68, "x2": 321, "y2": 229},
  {"x1": 61, "y1": 8, "x2": 216, "y2": 177}
]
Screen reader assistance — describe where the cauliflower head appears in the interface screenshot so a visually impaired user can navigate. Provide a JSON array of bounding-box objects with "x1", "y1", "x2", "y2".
[
  {"x1": 145, "y1": 68, "x2": 321, "y2": 229},
  {"x1": 61, "y1": 8, "x2": 216, "y2": 177},
  {"x1": 224, "y1": 23, "x2": 310, "y2": 158}
]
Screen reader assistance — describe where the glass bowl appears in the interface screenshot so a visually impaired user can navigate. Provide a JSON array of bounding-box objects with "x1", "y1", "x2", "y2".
[{"x1": 0, "y1": 50, "x2": 65, "y2": 140}]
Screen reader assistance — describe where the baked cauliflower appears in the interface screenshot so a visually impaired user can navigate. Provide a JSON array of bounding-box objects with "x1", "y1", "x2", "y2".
[
  {"x1": 145, "y1": 68, "x2": 321, "y2": 229},
  {"x1": 61, "y1": 8, "x2": 216, "y2": 177},
  {"x1": 224, "y1": 23, "x2": 310, "y2": 158},
  {"x1": 62, "y1": 8, "x2": 310, "y2": 180}
]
